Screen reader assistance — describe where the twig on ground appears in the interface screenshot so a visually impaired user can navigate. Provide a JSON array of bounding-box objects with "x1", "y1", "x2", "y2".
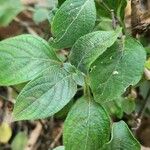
[
  {"x1": 25, "y1": 122, "x2": 43, "y2": 150},
  {"x1": 49, "y1": 126, "x2": 63, "y2": 150}
]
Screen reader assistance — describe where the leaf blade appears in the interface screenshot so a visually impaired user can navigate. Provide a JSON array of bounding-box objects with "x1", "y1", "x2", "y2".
[
  {"x1": 63, "y1": 97, "x2": 111, "y2": 150},
  {"x1": 70, "y1": 28, "x2": 122, "y2": 73},
  {"x1": 0, "y1": 0, "x2": 23, "y2": 26},
  {"x1": 0, "y1": 34, "x2": 60, "y2": 85},
  {"x1": 50, "y1": 0, "x2": 96, "y2": 48},
  {"x1": 90, "y1": 37, "x2": 146, "y2": 103},
  {"x1": 13, "y1": 64, "x2": 77, "y2": 120},
  {"x1": 102, "y1": 121, "x2": 141, "y2": 150}
]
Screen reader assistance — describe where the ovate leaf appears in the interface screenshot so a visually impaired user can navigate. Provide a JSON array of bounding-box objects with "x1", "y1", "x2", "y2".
[
  {"x1": 0, "y1": 34, "x2": 60, "y2": 86},
  {"x1": 70, "y1": 27, "x2": 121, "y2": 73},
  {"x1": 13, "y1": 64, "x2": 77, "y2": 120},
  {"x1": 90, "y1": 38, "x2": 146, "y2": 103},
  {"x1": 63, "y1": 97, "x2": 111, "y2": 150},
  {"x1": 102, "y1": 121, "x2": 141, "y2": 150},
  {"x1": 50, "y1": 0, "x2": 96, "y2": 48},
  {"x1": 0, "y1": 0, "x2": 23, "y2": 26}
]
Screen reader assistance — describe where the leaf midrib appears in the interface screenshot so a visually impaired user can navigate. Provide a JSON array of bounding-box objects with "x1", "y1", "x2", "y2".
[{"x1": 84, "y1": 100, "x2": 91, "y2": 150}]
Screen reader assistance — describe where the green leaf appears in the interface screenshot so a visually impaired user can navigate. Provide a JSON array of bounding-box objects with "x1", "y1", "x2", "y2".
[
  {"x1": 90, "y1": 38, "x2": 146, "y2": 103},
  {"x1": 96, "y1": 0, "x2": 127, "y2": 22},
  {"x1": 103, "y1": 97, "x2": 136, "y2": 118},
  {"x1": 53, "y1": 146, "x2": 65, "y2": 150},
  {"x1": 70, "y1": 27, "x2": 121, "y2": 73},
  {"x1": 55, "y1": 99, "x2": 74, "y2": 119},
  {"x1": 34, "y1": 0, "x2": 58, "y2": 24},
  {"x1": 50, "y1": 0, "x2": 96, "y2": 49},
  {"x1": 33, "y1": 8, "x2": 49, "y2": 24},
  {"x1": 13, "y1": 64, "x2": 77, "y2": 120},
  {"x1": 122, "y1": 98, "x2": 135, "y2": 115},
  {"x1": 0, "y1": 34, "x2": 60, "y2": 86},
  {"x1": 102, "y1": 121, "x2": 141, "y2": 150},
  {"x1": 11, "y1": 132, "x2": 28, "y2": 150},
  {"x1": 103, "y1": 98, "x2": 124, "y2": 119},
  {"x1": 63, "y1": 97, "x2": 111, "y2": 150},
  {"x1": 0, "y1": 0, "x2": 23, "y2": 26},
  {"x1": 94, "y1": 18, "x2": 113, "y2": 31}
]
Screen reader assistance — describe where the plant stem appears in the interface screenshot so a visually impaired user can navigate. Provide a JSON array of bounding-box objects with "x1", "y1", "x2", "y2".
[{"x1": 111, "y1": 9, "x2": 117, "y2": 29}]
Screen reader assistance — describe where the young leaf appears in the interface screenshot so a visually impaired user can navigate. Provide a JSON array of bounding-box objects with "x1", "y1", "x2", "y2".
[
  {"x1": 50, "y1": 0, "x2": 96, "y2": 48},
  {"x1": 0, "y1": 34, "x2": 60, "y2": 86},
  {"x1": 70, "y1": 27, "x2": 121, "y2": 73},
  {"x1": 63, "y1": 97, "x2": 111, "y2": 150},
  {"x1": 0, "y1": 0, "x2": 23, "y2": 26},
  {"x1": 90, "y1": 38, "x2": 146, "y2": 103},
  {"x1": 102, "y1": 121, "x2": 141, "y2": 150},
  {"x1": 13, "y1": 64, "x2": 77, "y2": 120}
]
